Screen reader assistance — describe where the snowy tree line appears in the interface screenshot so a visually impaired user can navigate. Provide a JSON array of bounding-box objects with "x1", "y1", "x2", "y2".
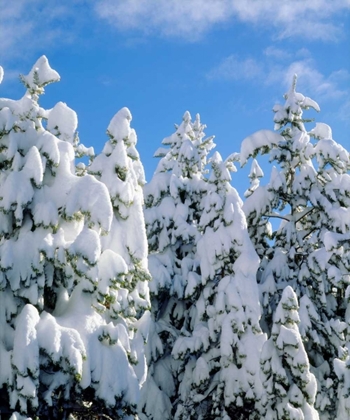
[{"x1": 0, "y1": 57, "x2": 349, "y2": 420}]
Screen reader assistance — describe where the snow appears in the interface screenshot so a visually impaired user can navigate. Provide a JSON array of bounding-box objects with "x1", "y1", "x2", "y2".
[
  {"x1": 249, "y1": 158, "x2": 264, "y2": 178},
  {"x1": 37, "y1": 131, "x2": 60, "y2": 165},
  {"x1": 261, "y1": 286, "x2": 319, "y2": 419},
  {"x1": 97, "y1": 249, "x2": 128, "y2": 294},
  {"x1": 47, "y1": 102, "x2": 78, "y2": 144},
  {"x1": 314, "y1": 138, "x2": 349, "y2": 168},
  {"x1": 309, "y1": 122, "x2": 332, "y2": 140},
  {"x1": 0, "y1": 56, "x2": 151, "y2": 418},
  {"x1": 11, "y1": 305, "x2": 40, "y2": 412},
  {"x1": 0, "y1": 107, "x2": 15, "y2": 131},
  {"x1": 193, "y1": 357, "x2": 210, "y2": 385},
  {"x1": 0, "y1": 171, "x2": 34, "y2": 222},
  {"x1": 24, "y1": 146, "x2": 44, "y2": 186},
  {"x1": 65, "y1": 174, "x2": 113, "y2": 232},
  {"x1": 68, "y1": 227, "x2": 101, "y2": 265},
  {"x1": 107, "y1": 107, "x2": 132, "y2": 140},
  {"x1": 240, "y1": 129, "x2": 283, "y2": 166},
  {"x1": 21, "y1": 55, "x2": 60, "y2": 91},
  {"x1": 0, "y1": 57, "x2": 349, "y2": 420},
  {"x1": 9, "y1": 414, "x2": 32, "y2": 420},
  {"x1": 0, "y1": 66, "x2": 3, "y2": 84},
  {"x1": 12, "y1": 305, "x2": 40, "y2": 377}
]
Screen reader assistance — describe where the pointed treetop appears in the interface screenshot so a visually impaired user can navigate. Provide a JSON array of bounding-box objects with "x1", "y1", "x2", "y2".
[
  {"x1": 281, "y1": 285, "x2": 298, "y2": 307},
  {"x1": 210, "y1": 150, "x2": 222, "y2": 165},
  {"x1": 183, "y1": 110, "x2": 191, "y2": 121},
  {"x1": 107, "y1": 107, "x2": 132, "y2": 141},
  {"x1": 274, "y1": 74, "x2": 320, "y2": 130},
  {"x1": 193, "y1": 113, "x2": 207, "y2": 132},
  {"x1": 249, "y1": 158, "x2": 264, "y2": 179},
  {"x1": 20, "y1": 56, "x2": 60, "y2": 95},
  {"x1": 208, "y1": 151, "x2": 235, "y2": 184},
  {"x1": 291, "y1": 73, "x2": 297, "y2": 92},
  {"x1": 273, "y1": 286, "x2": 300, "y2": 329},
  {"x1": 283, "y1": 74, "x2": 297, "y2": 101}
]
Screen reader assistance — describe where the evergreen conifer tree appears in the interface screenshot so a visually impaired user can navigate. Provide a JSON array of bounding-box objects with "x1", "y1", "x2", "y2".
[
  {"x1": 240, "y1": 75, "x2": 350, "y2": 418},
  {"x1": 0, "y1": 57, "x2": 149, "y2": 419},
  {"x1": 334, "y1": 295, "x2": 350, "y2": 419},
  {"x1": 139, "y1": 112, "x2": 215, "y2": 419},
  {"x1": 140, "y1": 113, "x2": 264, "y2": 420},
  {"x1": 172, "y1": 151, "x2": 265, "y2": 419},
  {"x1": 260, "y1": 286, "x2": 318, "y2": 419}
]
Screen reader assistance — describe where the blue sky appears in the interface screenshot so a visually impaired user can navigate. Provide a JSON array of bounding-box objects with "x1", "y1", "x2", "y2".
[{"x1": 1, "y1": 0, "x2": 349, "y2": 196}]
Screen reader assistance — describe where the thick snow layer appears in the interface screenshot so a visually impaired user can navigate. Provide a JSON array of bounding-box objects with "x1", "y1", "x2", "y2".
[
  {"x1": 249, "y1": 158, "x2": 264, "y2": 179},
  {"x1": 309, "y1": 123, "x2": 332, "y2": 140},
  {"x1": 314, "y1": 138, "x2": 349, "y2": 168},
  {"x1": 11, "y1": 305, "x2": 40, "y2": 412},
  {"x1": 21, "y1": 56, "x2": 60, "y2": 90},
  {"x1": 69, "y1": 227, "x2": 101, "y2": 265},
  {"x1": 0, "y1": 57, "x2": 151, "y2": 417},
  {"x1": 240, "y1": 130, "x2": 282, "y2": 165},
  {"x1": 65, "y1": 175, "x2": 113, "y2": 232},
  {"x1": 243, "y1": 184, "x2": 274, "y2": 223},
  {"x1": 9, "y1": 413, "x2": 32, "y2": 420},
  {"x1": 0, "y1": 107, "x2": 15, "y2": 132},
  {"x1": 97, "y1": 249, "x2": 128, "y2": 294},
  {"x1": 47, "y1": 102, "x2": 78, "y2": 144},
  {"x1": 12, "y1": 305, "x2": 40, "y2": 378},
  {"x1": 261, "y1": 286, "x2": 319, "y2": 419},
  {"x1": 55, "y1": 283, "x2": 142, "y2": 407},
  {"x1": 138, "y1": 372, "x2": 172, "y2": 419},
  {"x1": 37, "y1": 131, "x2": 60, "y2": 165},
  {"x1": 193, "y1": 356, "x2": 210, "y2": 385},
  {"x1": 108, "y1": 107, "x2": 132, "y2": 140}
]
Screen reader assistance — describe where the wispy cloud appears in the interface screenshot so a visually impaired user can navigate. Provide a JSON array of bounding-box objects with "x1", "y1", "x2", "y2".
[
  {"x1": 337, "y1": 98, "x2": 350, "y2": 123},
  {"x1": 208, "y1": 48, "x2": 350, "y2": 100},
  {"x1": 0, "y1": 0, "x2": 88, "y2": 64},
  {"x1": 94, "y1": 0, "x2": 350, "y2": 41},
  {"x1": 1, "y1": 0, "x2": 349, "y2": 66},
  {"x1": 207, "y1": 55, "x2": 261, "y2": 81},
  {"x1": 281, "y1": 60, "x2": 350, "y2": 100},
  {"x1": 263, "y1": 47, "x2": 292, "y2": 61}
]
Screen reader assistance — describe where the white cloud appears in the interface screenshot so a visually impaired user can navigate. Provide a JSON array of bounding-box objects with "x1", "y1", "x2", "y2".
[
  {"x1": 263, "y1": 47, "x2": 292, "y2": 61},
  {"x1": 206, "y1": 55, "x2": 261, "y2": 81},
  {"x1": 281, "y1": 60, "x2": 350, "y2": 100},
  {"x1": 0, "y1": 0, "x2": 86, "y2": 63},
  {"x1": 263, "y1": 47, "x2": 312, "y2": 64},
  {"x1": 94, "y1": 0, "x2": 350, "y2": 41},
  {"x1": 337, "y1": 98, "x2": 350, "y2": 123},
  {"x1": 1, "y1": 0, "x2": 349, "y2": 67},
  {"x1": 207, "y1": 51, "x2": 350, "y2": 103}
]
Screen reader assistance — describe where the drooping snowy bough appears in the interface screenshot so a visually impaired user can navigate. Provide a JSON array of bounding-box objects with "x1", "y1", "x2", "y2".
[{"x1": 0, "y1": 57, "x2": 150, "y2": 419}]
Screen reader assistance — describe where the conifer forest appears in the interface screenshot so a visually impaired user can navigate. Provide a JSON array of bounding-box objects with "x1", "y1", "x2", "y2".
[{"x1": 0, "y1": 57, "x2": 350, "y2": 420}]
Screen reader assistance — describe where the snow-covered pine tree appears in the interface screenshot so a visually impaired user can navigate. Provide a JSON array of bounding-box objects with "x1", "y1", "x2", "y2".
[
  {"x1": 88, "y1": 105, "x2": 151, "y2": 396},
  {"x1": 260, "y1": 285, "x2": 318, "y2": 419},
  {"x1": 0, "y1": 57, "x2": 149, "y2": 419},
  {"x1": 172, "y1": 151, "x2": 265, "y2": 419},
  {"x1": 139, "y1": 112, "x2": 215, "y2": 419},
  {"x1": 329, "y1": 141, "x2": 350, "y2": 420},
  {"x1": 240, "y1": 75, "x2": 350, "y2": 418},
  {"x1": 335, "y1": 289, "x2": 350, "y2": 420}
]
